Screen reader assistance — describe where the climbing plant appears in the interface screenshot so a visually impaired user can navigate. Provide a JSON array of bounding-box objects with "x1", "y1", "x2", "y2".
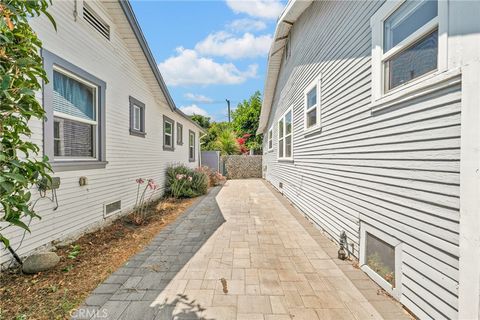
[{"x1": 0, "y1": 1, "x2": 55, "y2": 247}]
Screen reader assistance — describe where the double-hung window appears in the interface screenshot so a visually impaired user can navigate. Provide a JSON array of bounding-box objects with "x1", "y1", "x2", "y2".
[
  {"x1": 163, "y1": 115, "x2": 174, "y2": 151},
  {"x1": 53, "y1": 69, "x2": 98, "y2": 159},
  {"x1": 267, "y1": 128, "x2": 273, "y2": 151},
  {"x1": 129, "y1": 96, "x2": 145, "y2": 137},
  {"x1": 371, "y1": 0, "x2": 447, "y2": 100},
  {"x1": 189, "y1": 130, "x2": 195, "y2": 162},
  {"x1": 304, "y1": 75, "x2": 321, "y2": 131},
  {"x1": 278, "y1": 107, "x2": 293, "y2": 160},
  {"x1": 43, "y1": 50, "x2": 106, "y2": 171}
]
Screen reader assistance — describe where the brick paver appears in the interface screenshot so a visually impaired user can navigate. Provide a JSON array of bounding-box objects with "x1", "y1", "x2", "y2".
[{"x1": 74, "y1": 180, "x2": 409, "y2": 320}]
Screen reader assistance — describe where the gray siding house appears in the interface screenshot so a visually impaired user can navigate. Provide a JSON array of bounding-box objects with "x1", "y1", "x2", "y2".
[{"x1": 257, "y1": 0, "x2": 480, "y2": 319}]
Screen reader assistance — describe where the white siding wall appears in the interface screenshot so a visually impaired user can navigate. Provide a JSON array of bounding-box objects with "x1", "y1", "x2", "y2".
[
  {"x1": 262, "y1": 1, "x2": 463, "y2": 318},
  {"x1": 1, "y1": 1, "x2": 202, "y2": 264}
]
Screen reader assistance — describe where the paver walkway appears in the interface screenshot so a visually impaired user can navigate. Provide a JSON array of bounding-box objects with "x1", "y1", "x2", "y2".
[{"x1": 75, "y1": 180, "x2": 409, "y2": 320}]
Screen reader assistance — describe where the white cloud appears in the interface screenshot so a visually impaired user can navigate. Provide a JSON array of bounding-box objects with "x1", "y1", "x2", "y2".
[
  {"x1": 226, "y1": 0, "x2": 284, "y2": 20},
  {"x1": 179, "y1": 104, "x2": 209, "y2": 117},
  {"x1": 158, "y1": 47, "x2": 257, "y2": 86},
  {"x1": 195, "y1": 32, "x2": 272, "y2": 60},
  {"x1": 184, "y1": 93, "x2": 213, "y2": 103},
  {"x1": 227, "y1": 18, "x2": 267, "y2": 32}
]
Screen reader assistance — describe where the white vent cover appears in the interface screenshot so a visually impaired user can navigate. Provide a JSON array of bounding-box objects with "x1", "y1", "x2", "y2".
[
  {"x1": 104, "y1": 200, "x2": 121, "y2": 217},
  {"x1": 83, "y1": 3, "x2": 110, "y2": 40}
]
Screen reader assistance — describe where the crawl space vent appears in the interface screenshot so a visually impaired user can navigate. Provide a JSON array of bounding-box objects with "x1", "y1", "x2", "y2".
[
  {"x1": 83, "y1": 3, "x2": 110, "y2": 40},
  {"x1": 104, "y1": 200, "x2": 121, "y2": 217}
]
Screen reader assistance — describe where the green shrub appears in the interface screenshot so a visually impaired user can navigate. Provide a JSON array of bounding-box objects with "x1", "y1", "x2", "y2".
[{"x1": 165, "y1": 164, "x2": 209, "y2": 198}]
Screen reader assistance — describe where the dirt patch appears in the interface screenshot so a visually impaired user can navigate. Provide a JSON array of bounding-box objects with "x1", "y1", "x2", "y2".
[{"x1": 0, "y1": 197, "x2": 196, "y2": 320}]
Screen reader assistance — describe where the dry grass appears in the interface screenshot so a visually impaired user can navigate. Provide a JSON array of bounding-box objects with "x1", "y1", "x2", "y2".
[{"x1": 0, "y1": 197, "x2": 196, "y2": 320}]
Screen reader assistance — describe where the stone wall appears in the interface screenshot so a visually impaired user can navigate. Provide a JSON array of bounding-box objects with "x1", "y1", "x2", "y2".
[{"x1": 223, "y1": 155, "x2": 262, "y2": 179}]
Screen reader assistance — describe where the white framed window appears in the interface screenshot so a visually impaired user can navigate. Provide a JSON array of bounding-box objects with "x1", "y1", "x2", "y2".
[
  {"x1": 360, "y1": 223, "x2": 402, "y2": 299},
  {"x1": 304, "y1": 75, "x2": 321, "y2": 132},
  {"x1": 278, "y1": 106, "x2": 293, "y2": 160},
  {"x1": 268, "y1": 127, "x2": 273, "y2": 151},
  {"x1": 52, "y1": 68, "x2": 98, "y2": 160},
  {"x1": 163, "y1": 115, "x2": 174, "y2": 151},
  {"x1": 371, "y1": 0, "x2": 448, "y2": 101},
  {"x1": 189, "y1": 130, "x2": 195, "y2": 162}
]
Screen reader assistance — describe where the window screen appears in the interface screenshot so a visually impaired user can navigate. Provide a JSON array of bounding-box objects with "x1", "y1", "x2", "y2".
[{"x1": 366, "y1": 232, "x2": 396, "y2": 286}]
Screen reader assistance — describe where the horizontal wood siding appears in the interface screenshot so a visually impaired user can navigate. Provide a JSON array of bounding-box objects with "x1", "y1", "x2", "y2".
[
  {"x1": 262, "y1": 1, "x2": 460, "y2": 318},
  {"x1": 1, "y1": 1, "x2": 201, "y2": 264}
]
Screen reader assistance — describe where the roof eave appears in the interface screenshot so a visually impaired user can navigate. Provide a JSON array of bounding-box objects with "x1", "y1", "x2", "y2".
[
  {"x1": 257, "y1": 0, "x2": 313, "y2": 134},
  {"x1": 118, "y1": 0, "x2": 205, "y2": 132}
]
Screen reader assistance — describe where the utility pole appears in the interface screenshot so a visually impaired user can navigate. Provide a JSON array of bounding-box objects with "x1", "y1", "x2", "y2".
[{"x1": 226, "y1": 99, "x2": 231, "y2": 123}]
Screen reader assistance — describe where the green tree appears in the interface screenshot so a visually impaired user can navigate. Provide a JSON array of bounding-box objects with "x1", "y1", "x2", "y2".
[
  {"x1": 0, "y1": 1, "x2": 55, "y2": 247},
  {"x1": 190, "y1": 114, "x2": 211, "y2": 130},
  {"x1": 215, "y1": 130, "x2": 240, "y2": 156},
  {"x1": 202, "y1": 121, "x2": 231, "y2": 151},
  {"x1": 231, "y1": 91, "x2": 263, "y2": 152}
]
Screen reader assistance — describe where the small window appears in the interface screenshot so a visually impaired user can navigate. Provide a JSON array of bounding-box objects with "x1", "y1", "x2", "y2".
[
  {"x1": 129, "y1": 97, "x2": 145, "y2": 137},
  {"x1": 268, "y1": 128, "x2": 273, "y2": 151},
  {"x1": 366, "y1": 233, "x2": 396, "y2": 286},
  {"x1": 163, "y1": 115, "x2": 174, "y2": 151},
  {"x1": 53, "y1": 69, "x2": 97, "y2": 159},
  {"x1": 278, "y1": 107, "x2": 293, "y2": 160},
  {"x1": 189, "y1": 130, "x2": 195, "y2": 162},
  {"x1": 304, "y1": 76, "x2": 321, "y2": 131},
  {"x1": 177, "y1": 123, "x2": 183, "y2": 145},
  {"x1": 371, "y1": 0, "x2": 445, "y2": 100},
  {"x1": 360, "y1": 224, "x2": 402, "y2": 299}
]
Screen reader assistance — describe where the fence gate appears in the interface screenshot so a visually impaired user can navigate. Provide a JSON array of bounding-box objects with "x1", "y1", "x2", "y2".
[{"x1": 201, "y1": 151, "x2": 221, "y2": 173}]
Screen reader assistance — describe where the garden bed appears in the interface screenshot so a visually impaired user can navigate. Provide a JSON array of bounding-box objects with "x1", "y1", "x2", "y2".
[{"x1": 0, "y1": 197, "x2": 196, "y2": 320}]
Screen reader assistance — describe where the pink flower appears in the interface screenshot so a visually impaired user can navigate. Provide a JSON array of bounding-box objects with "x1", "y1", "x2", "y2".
[
  {"x1": 136, "y1": 178, "x2": 144, "y2": 184},
  {"x1": 147, "y1": 179, "x2": 157, "y2": 190}
]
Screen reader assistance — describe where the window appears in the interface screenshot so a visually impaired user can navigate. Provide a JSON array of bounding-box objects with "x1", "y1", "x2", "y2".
[
  {"x1": 268, "y1": 128, "x2": 273, "y2": 151},
  {"x1": 163, "y1": 115, "x2": 174, "y2": 151},
  {"x1": 189, "y1": 130, "x2": 195, "y2": 162},
  {"x1": 371, "y1": 0, "x2": 447, "y2": 100},
  {"x1": 360, "y1": 223, "x2": 402, "y2": 299},
  {"x1": 42, "y1": 49, "x2": 106, "y2": 171},
  {"x1": 278, "y1": 107, "x2": 293, "y2": 160},
  {"x1": 53, "y1": 69, "x2": 97, "y2": 159},
  {"x1": 177, "y1": 123, "x2": 183, "y2": 145},
  {"x1": 304, "y1": 75, "x2": 321, "y2": 131},
  {"x1": 129, "y1": 97, "x2": 145, "y2": 137}
]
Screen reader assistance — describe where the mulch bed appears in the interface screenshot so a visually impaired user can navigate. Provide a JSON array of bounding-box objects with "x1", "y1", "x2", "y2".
[{"x1": 0, "y1": 197, "x2": 196, "y2": 320}]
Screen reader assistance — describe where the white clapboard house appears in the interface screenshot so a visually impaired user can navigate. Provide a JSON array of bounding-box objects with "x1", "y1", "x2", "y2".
[
  {"x1": 1, "y1": 1, "x2": 204, "y2": 264},
  {"x1": 258, "y1": 0, "x2": 480, "y2": 319}
]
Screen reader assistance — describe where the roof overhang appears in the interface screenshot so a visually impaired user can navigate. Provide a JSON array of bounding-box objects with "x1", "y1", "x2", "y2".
[
  {"x1": 117, "y1": 1, "x2": 205, "y2": 133},
  {"x1": 257, "y1": 0, "x2": 312, "y2": 134}
]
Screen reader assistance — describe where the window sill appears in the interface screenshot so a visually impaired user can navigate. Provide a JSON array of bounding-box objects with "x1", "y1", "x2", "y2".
[
  {"x1": 177, "y1": 142, "x2": 183, "y2": 146},
  {"x1": 189, "y1": 158, "x2": 196, "y2": 162},
  {"x1": 163, "y1": 146, "x2": 175, "y2": 152},
  {"x1": 51, "y1": 160, "x2": 108, "y2": 172},
  {"x1": 278, "y1": 158, "x2": 294, "y2": 163},
  {"x1": 304, "y1": 125, "x2": 322, "y2": 137},
  {"x1": 130, "y1": 129, "x2": 146, "y2": 137},
  {"x1": 371, "y1": 68, "x2": 462, "y2": 115}
]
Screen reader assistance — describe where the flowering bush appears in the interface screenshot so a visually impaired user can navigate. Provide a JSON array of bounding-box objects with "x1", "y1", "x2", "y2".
[
  {"x1": 166, "y1": 164, "x2": 209, "y2": 199},
  {"x1": 132, "y1": 178, "x2": 158, "y2": 225},
  {"x1": 196, "y1": 166, "x2": 226, "y2": 187}
]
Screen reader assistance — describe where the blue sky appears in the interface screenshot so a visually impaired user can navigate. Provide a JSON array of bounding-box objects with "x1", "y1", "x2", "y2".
[{"x1": 130, "y1": 0, "x2": 285, "y2": 121}]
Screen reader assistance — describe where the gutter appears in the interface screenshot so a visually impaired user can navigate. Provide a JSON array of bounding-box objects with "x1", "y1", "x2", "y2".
[{"x1": 117, "y1": 0, "x2": 205, "y2": 133}]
